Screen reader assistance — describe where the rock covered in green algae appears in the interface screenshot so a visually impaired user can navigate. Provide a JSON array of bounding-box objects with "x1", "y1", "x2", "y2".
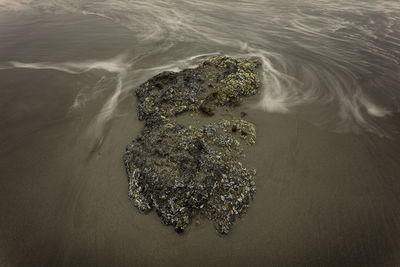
[
  {"x1": 124, "y1": 56, "x2": 261, "y2": 234},
  {"x1": 136, "y1": 56, "x2": 261, "y2": 120}
]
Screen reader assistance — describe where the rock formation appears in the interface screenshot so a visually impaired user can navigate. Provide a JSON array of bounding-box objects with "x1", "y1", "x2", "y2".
[{"x1": 123, "y1": 56, "x2": 261, "y2": 234}]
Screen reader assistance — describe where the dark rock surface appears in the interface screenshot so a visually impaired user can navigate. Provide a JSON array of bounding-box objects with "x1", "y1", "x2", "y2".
[{"x1": 123, "y1": 56, "x2": 261, "y2": 234}]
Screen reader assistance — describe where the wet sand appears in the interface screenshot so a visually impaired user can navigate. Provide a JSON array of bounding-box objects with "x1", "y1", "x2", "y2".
[
  {"x1": 1, "y1": 71, "x2": 400, "y2": 266},
  {"x1": 1, "y1": 6, "x2": 400, "y2": 267}
]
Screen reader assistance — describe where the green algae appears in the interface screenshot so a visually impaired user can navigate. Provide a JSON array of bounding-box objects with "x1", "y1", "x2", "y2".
[{"x1": 124, "y1": 56, "x2": 261, "y2": 234}]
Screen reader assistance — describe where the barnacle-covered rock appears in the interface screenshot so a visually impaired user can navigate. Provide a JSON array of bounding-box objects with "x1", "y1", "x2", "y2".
[
  {"x1": 124, "y1": 56, "x2": 261, "y2": 234},
  {"x1": 136, "y1": 56, "x2": 261, "y2": 120}
]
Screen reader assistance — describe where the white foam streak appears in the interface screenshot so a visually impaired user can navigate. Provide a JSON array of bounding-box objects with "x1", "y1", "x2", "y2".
[
  {"x1": 8, "y1": 61, "x2": 82, "y2": 74},
  {"x1": 237, "y1": 43, "x2": 392, "y2": 136},
  {"x1": 7, "y1": 54, "x2": 128, "y2": 74},
  {"x1": 86, "y1": 71, "x2": 126, "y2": 140},
  {"x1": 359, "y1": 96, "x2": 391, "y2": 118},
  {"x1": 2, "y1": 54, "x2": 131, "y2": 140},
  {"x1": 0, "y1": 0, "x2": 398, "y2": 137}
]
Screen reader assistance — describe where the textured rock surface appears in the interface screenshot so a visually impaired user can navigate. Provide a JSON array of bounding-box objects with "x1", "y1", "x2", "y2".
[{"x1": 123, "y1": 56, "x2": 261, "y2": 234}]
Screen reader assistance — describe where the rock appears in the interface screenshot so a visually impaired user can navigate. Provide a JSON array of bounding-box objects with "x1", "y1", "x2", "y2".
[{"x1": 123, "y1": 56, "x2": 261, "y2": 234}]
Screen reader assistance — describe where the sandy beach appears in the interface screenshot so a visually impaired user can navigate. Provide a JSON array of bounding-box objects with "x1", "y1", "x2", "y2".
[{"x1": 1, "y1": 1, "x2": 400, "y2": 266}]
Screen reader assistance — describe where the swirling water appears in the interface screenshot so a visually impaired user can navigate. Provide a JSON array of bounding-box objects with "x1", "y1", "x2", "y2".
[
  {"x1": 1, "y1": 0, "x2": 400, "y2": 136},
  {"x1": 0, "y1": 0, "x2": 400, "y2": 266}
]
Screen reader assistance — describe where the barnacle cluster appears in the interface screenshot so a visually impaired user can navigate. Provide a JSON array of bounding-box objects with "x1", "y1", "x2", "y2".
[{"x1": 123, "y1": 56, "x2": 261, "y2": 234}]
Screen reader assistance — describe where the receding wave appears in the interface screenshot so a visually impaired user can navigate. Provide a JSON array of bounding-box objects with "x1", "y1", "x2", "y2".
[
  {"x1": 0, "y1": 0, "x2": 399, "y2": 137},
  {"x1": 0, "y1": 54, "x2": 130, "y2": 140}
]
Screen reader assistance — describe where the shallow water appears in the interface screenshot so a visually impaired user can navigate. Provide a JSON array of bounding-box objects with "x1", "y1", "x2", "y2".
[{"x1": 0, "y1": 0, "x2": 400, "y2": 266}]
